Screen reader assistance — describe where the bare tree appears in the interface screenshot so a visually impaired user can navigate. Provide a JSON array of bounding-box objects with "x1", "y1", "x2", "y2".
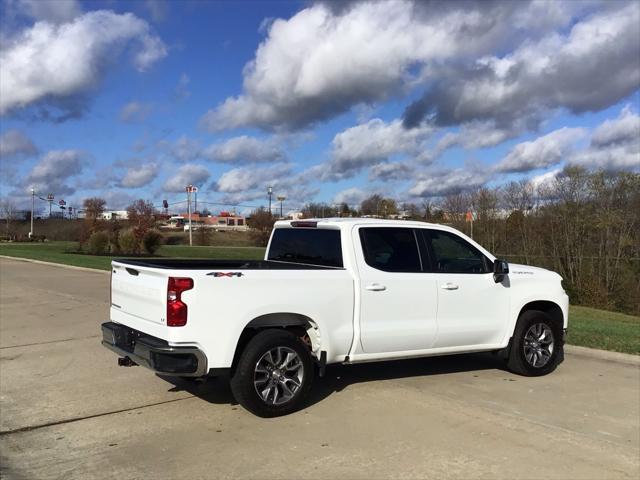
[
  {"x1": 126, "y1": 199, "x2": 157, "y2": 249},
  {"x1": 1, "y1": 199, "x2": 17, "y2": 239},
  {"x1": 247, "y1": 208, "x2": 276, "y2": 246},
  {"x1": 83, "y1": 197, "x2": 106, "y2": 232}
]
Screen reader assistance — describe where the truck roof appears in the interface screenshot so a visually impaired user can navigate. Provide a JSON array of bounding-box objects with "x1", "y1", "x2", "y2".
[{"x1": 274, "y1": 217, "x2": 443, "y2": 228}]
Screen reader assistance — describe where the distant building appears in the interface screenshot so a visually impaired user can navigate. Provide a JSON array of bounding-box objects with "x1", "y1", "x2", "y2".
[
  {"x1": 100, "y1": 210, "x2": 128, "y2": 220},
  {"x1": 167, "y1": 212, "x2": 247, "y2": 231}
]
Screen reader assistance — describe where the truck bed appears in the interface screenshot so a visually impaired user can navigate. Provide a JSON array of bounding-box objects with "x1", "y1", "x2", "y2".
[{"x1": 113, "y1": 258, "x2": 339, "y2": 270}]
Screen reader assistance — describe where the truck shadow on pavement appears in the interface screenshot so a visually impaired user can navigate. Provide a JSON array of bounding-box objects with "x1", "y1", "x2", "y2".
[{"x1": 159, "y1": 352, "x2": 508, "y2": 411}]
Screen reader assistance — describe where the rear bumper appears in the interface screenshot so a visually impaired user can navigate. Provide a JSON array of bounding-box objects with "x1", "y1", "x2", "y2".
[{"x1": 101, "y1": 322, "x2": 208, "y2": 377}]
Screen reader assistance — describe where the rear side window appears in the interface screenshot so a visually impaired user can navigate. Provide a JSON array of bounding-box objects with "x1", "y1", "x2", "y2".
[
  {"x1": 423, "y1": 230, "x2": 490, "y2": 274},
  {"x1": 359, "y1": 228, "x2": 422, "y2": 272},
  {"x1": 268, "y1": 228, "x2": 343, "y2": 267}
]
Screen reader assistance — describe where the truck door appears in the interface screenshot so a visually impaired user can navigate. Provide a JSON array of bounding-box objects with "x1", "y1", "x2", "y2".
[
  {"x1": 420, "y1": 229, "x2": 509, "y2": 348},
  {"x1": 357, "y1": 227, "x2": 438, "y2": 353}
]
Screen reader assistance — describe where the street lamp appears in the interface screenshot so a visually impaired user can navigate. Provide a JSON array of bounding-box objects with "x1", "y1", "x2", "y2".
[
  {"x1": 267, "y1": 186, "x2": 273, "y2": 215},
  {"x1": 29, "y1": 188, "x2": 34, "y2": 238},
  {"x1": 186, "y1": 184, "x2": 198, "y2": 246},
  {"x1": 47, "y1": 194, "x2": 54, "y2": 217},
  {"x1": 277, "y1": 195, "x2": 286, "y2": 218}
]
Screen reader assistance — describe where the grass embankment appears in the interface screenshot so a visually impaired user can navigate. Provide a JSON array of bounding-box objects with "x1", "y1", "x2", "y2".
[
  {"x1": 567, "y1": 305, "x2": 639, "y2": 355},
  {"x1": 0, "y1": 241, "x2": 265, "y2": 271},
  {"x1": 1, "y1": 242, "x2": 638, "y2": 354}
]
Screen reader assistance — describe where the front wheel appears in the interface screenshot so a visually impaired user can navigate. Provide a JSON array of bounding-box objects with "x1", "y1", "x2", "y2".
[
  {"x1": 507, "y1": 310, "x2": 564, "y2": 376},
  {"x1": 230, "y1": 329, "x2": 314, "y2": 417}
]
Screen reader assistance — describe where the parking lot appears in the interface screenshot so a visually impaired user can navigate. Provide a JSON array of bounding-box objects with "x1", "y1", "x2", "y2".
[{"x1": 1, "y1": 256, "x2": 638, "y2": 479}]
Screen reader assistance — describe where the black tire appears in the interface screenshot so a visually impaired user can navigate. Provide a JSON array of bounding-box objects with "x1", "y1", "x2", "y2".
[
  {"x1": 230, "y1": 329, "x2": 314, "y2": 417},
  {"x1": 507, "y1": 310, "x2": 564, "y2": 376}
]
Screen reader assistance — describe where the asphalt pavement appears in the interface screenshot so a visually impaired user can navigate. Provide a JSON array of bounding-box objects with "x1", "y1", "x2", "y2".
[{"x1": 1, "y1": 257, "x2": 638, "y2": 479}]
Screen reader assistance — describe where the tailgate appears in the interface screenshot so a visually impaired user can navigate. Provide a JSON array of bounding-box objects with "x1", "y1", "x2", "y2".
[{"x1": 111, "y1": 261, "x2": 168, "y2": 325}]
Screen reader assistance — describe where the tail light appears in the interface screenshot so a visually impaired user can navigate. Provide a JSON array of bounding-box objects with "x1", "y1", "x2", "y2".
[{"x1": 167, "y1": 277, "x2": 193, "y2": 327}]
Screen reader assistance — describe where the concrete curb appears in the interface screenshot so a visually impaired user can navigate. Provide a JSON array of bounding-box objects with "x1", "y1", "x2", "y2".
[
  {"x1": 565, "y1": 344, "x2": 639, "y2": 366},
  {"x1": 0, "y1": 255, "x2": 109, "y2": 275}
]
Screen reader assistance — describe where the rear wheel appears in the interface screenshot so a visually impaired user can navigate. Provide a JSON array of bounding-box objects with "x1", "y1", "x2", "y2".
[
  {"x1": 507, "y1": 310, "x2": 563, "y2": 376},
  {"x1": 230, "y1": 329, "x2": 314, "y2": 417}
]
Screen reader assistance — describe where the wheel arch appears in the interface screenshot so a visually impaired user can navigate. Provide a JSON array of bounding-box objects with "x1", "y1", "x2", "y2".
[
  {"x1": 500, "y1": 299, "x2": 566, "y2": 361},
  {"x1": 230, "y1": 312, "x2": 322, "y2": 373},
  {"x1": 517, "y1": 300, "x2": 564, "y2": 331}
]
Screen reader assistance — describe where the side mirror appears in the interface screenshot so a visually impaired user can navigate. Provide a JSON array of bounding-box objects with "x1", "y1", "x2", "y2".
[{"x1": 493, "y1": 259, "x2": 509, "y2": 283}]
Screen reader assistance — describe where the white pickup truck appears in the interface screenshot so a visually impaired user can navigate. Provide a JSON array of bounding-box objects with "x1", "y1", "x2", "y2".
[{"x1": 102, "y1": 218, "x2": 568, "y2": 417}]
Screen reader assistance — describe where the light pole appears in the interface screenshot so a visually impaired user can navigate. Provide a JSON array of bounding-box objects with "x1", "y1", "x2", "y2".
[
  {"x1": 47, "y1": 194, "x2": 54, "y2": 218},
  {"x1": 186, "y1": 185, "x2": 193, "y2": 247},
  {"x1": 277, "y1": 195, "x2": 286, "y2": 218},
  {"x1": 267, "y1": 186, "x2": 273, "y2": 216},
  {"x1": 29, "y1": 188, "x2": 34, "y2": 238}
]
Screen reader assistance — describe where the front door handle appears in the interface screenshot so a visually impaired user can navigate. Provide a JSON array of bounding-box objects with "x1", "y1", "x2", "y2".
[
  {"x1": 365, "y1": 283, "x2": 386, "y2": 291},
  {"x1": 440, "y1": 283, "x2": 459, "y2": 290}
]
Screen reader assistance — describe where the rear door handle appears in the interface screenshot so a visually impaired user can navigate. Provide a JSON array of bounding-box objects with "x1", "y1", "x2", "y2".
[
  {"x1": 440, "y1": 283, "x2": 459, "y2": 290},
  {"x1": 365, "y1": 283, "x2": 386, "y2": 291}
]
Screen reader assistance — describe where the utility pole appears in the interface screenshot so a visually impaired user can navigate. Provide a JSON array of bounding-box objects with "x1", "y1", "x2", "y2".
[
  {"x1": 267, "y1": 186, "x2": 273, "y2": 216},
  {"x1": 186, "y1": 185, "x2": 193, "y2": 246},
  {"x1": 30, "y1": 188, "x2": 35, "y2": 238},
  {"x1": 277, "y1": 195, "x2": 286, "y2": 218},
  {"x1": 47, "y1": 194, "x2": 54, "y2": 218}
]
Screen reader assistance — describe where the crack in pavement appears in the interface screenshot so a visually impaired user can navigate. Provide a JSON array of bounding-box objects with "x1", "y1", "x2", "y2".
[
  {"x1": 0, "y1": 396, "x2": 194, "y2": 436},
  {"x1": 0, "y1": 335, "x2": 102, "y2": 350}
]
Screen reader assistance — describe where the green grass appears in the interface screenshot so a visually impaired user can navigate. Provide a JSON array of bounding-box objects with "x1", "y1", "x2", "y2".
[
  {"x1": 568, "y1": 305, "x2": 639, "y2": 355},
  {"x1": 0, "y1": 241, "x2": 265, "y2": 271},
  {"x1": 1, "y1": 242, "x2": 638, "y2": 354}
]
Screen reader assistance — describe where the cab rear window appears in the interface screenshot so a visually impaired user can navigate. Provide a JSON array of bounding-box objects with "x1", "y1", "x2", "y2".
[{"x1": 268, "y1": 228, "x2": 343, "y2": 268}]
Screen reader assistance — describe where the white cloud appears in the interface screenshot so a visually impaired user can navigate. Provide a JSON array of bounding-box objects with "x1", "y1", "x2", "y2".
[
  {"x1": 133, "y1": 33, "x2": 167, "y2": 71},
  {"x1": 215, "y1": 164, "x2": 291, "y2": 193},
  {"x1": 323, "y1": 118, "x2": 432, "y2": 180},
  {"x1": 100, "y1": 190, "x2": 137, "y2": 210},
  {"x1": 201, "y1": 0, "x2": 571, "y2": 131},
  {"x1": 203, "y1": 135, "x2": 284, "y2": 164},
  {"x1": 163, "y1": 164, "x2": 210, "y2": 193},
  {"x1": 25, "y1": 150, "x2": 85, "y2": 195},
  {"x1": 409, "y1": 167, "x2": 489, "y2": 197},
  {"x1": 494, "y1": 127, "x2": 586, "y2": 173},
  {"x1": 569, "y1": 143, "x2": 640, "y2": 171},
  {"x1": 405, "y1": 3, "x2": 640, "y2": 128},
  {"x1": 591, "y1": 106, "x2": 640, "y2": 148},
  {"x1": 0, "y1": 130, "x2": 37, "y2": 158},
  {"x1": 530, "y1": 168, "x2": 562, "y2": 191},
  {"x1": 369, "y1": 162, "x2": 414, "y2": 181},
  {"x1": 0, "y1": 10, "x2": 167, "y2": 116},
  {"x1": 333, "y1": 187, "x2": 367, "y2": 205},
  {"x1": 168, "y1": 136, "x2": 201, "y2": 162},
  {"x1": 119, "y1": 163, "x2": 158, "y2": 188},
  {"x1": 569, "y1": 109, "x2": 640, "y2": 171},
  {"x1": 119, "y1": 101, "x2": 152, "y2": 123}
]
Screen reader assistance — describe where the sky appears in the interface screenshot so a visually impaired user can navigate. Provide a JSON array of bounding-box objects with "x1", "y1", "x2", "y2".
[{"x1": 0, "y1": 0, "x2": 639, "y2": 216}]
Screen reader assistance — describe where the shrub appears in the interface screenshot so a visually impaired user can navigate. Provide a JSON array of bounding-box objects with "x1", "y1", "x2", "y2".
[
  {"x1": 87, "y1": 231, "x2": 109, "y2": 255},
  {"x1": 119, "y1": 228, "x2": 139, "y2": 255},
  {"x1": 142, "y1": 229, "x2": 163, "y2": 254}
]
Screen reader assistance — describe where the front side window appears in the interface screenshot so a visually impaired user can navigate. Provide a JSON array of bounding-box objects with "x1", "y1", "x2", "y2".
[
  {"x1": 268, "y1": 228, "x2": 343, "y2": 267},
  {"x1": 424, "y1": 230, "x2": 490, "y2": 274},
  {"x1": 359, "y1": 228, "x2": 422, "y2": 272}
]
